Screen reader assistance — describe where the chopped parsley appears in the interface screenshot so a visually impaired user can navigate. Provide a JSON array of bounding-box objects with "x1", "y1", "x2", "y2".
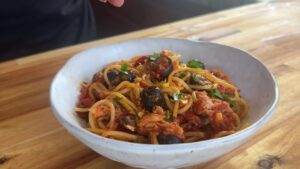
[
  {"x1": 120, "y1": 64, "x2": 129, "y2": 74},
  {"x1": 209, "y1": 89, "x2": 237, "y2": 108},
  {"x1": 172, "y1": 92, "x2": 184, "y2": 101},
  {"x1": 209, "y1": 89, "x2": 223, "y2": 99},
  {"x1": 187, "y1": 59, "x2": 205, "y2": 69},
  {"x1": 149, "y1": 53, "x2": 161, "y2": 61}
]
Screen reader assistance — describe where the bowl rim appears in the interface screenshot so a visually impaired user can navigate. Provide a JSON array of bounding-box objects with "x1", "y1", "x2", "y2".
[{"x1": 50, "y1": 38, "x2": 279, "y2": 153}]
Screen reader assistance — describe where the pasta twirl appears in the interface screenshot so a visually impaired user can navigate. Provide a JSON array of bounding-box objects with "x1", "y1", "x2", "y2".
[{"x1": 76, "y1": 50, "x2": 248, "y2": 144}]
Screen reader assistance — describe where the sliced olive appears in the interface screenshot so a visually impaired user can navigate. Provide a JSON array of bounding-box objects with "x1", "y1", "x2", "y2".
[
  {"x1": 157, "y1": 133, "x2": 182, "y2": 144},
  {"x1": 189, "y1": 74, "x2": 211, "y2": 85},
  {"x1": 141, "y1": 86, "x2": 166, "y2": 112},
  {"x1": 121, "y1": 71, "x2": 136, "y2": 82},
  {"x1": 107, "y1": 69, "x2": 136, "y2": 86},
  {"x1": 148, "y1": 55, "x2": 173, "y2": 81}
]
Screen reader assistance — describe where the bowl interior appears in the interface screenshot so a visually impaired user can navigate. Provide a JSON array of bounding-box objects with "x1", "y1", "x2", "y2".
[{"x1": 51, "y1": 38, "x2": 276, "y2": 138}]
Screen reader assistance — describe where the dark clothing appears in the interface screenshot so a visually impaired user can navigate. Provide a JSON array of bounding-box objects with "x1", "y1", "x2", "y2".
[{"x1": 0, "y1": 0, "x2": 96, "y2": 60}]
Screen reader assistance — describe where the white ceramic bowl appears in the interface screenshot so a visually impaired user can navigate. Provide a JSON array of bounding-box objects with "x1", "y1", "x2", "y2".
[{"x1": 50, "y1": 38, "x2": 278, "y2": 169}]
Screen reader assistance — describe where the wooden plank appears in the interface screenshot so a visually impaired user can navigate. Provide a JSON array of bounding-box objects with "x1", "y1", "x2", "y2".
[
  {"x1": 0, "y1": 108, "x2": 60, "y2": 149},
  {"x1": 0, "y1": 1, "x2": 299, "y2": 169},
  {"x1": 0, "y1": 129, "x2": 99, "y2": 169}
]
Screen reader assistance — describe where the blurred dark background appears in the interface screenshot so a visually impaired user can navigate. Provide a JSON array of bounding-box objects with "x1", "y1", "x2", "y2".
[
  {"x1": 91, "y1": 0, "x2": 257, "y2": 38},
  {"x1": 1, "y1": 0, "x2": 258, "y2": 61}
]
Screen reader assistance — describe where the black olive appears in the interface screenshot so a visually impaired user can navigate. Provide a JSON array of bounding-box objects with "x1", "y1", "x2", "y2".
[
  {"x1": 107, "y1": 69, "x2": 136, "y2": 86},
  {"x1": 107, "y1": 70, "x2": 119, "y2": 86},
  {"x1": 141, "y1": 86, "x2": 166, "y2": 112},
  {"x1": 157, "y1": 133, "x2": 182, "y2": 144},
  {"x1": 120, "y1": 71, "x2": 136, "y2": 82},
  {"x1": 159, "y1": 56, "x2": 173, "y2": 80},
  {"x1": 189, "y1": 73, "x2": 211, "y2": 85},
  {"x1": 148, "y1": 56, "x2": 173, "y2": 81}
]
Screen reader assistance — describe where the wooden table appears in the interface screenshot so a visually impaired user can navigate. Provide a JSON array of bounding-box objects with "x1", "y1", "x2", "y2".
[{"x1": 1, "y1": 1, "x2": 299, "y2": 168}]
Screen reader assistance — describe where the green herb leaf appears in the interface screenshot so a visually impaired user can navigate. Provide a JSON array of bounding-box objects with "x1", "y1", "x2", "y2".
[
  {"x1": 120, "y1": 64, "x2": 129, "y2": 74},
  {"x1": 178, "y1": 72, "x2": 186, "y2": 79},
  {"x1": 187, "y1": 59, "x2": 205, "y2": 69},
  {"x1": 172, "y1": 92, "x2": 184, "y2": 101},
  {"x1": 209, "y1": 89, "x2": 237, "y2": 108},
  {"x1": 149, "y1": 53, "x2": 161, "y2": 61},
  {"x1": 209, "y1": 89, "x2": 224, "y2": 99},
  {"x1": 190, "y1": 74, "x2": 198, "y2": 83}
]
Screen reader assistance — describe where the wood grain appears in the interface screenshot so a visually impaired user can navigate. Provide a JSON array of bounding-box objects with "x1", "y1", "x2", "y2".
[{"x1": 1, "y1": 1, "x2": 300, "y2": 169}]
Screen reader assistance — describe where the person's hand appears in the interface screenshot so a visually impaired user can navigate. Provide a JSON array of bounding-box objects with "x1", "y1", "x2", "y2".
[{"x1": 99, "y1": 0, "x2": 125, "y2": 7}]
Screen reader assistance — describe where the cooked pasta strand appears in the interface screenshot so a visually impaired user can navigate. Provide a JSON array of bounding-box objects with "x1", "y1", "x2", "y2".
[{"x1": 76, "y1": 50, "x2": 248, "y2": 144}]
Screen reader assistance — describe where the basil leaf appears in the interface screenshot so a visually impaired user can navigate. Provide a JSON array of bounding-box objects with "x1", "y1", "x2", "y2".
[
  {"x1": 209, "y1": 89, "x2": 224, "y2": 99},
  {"x1": 172, "y1": 92, "x2": 184, "y2": 101},
  {"x1": 120, "y1": 64, "x2": 129, "y2": 74},
  {"x1": 209, "y1": 89, "x2": 237, "y2": 108},
  {"x1": 149, "y1": 53, "x2": 161, "y2": 61},
  {"x1": 187, "y1": 59, "x2": 205, "y2": 69}
]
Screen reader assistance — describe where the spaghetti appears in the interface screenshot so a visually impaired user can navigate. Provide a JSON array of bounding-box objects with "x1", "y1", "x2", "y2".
[{"x1": 76, "y1": 50, "x2": 248, "y2": 144}]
